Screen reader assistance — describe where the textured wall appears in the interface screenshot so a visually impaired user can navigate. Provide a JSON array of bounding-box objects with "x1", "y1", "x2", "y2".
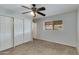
[{"x1": 37, "y1": 11, "x2": 77, "y2": 47}]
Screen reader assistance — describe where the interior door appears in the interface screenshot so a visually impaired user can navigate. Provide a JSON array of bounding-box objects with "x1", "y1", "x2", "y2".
[
  {"x1": 0, "y1": 16, "x2": 13, "y2": 51},
  {"x1": 14, "y1": 19, "x2": 24, "y2": 46}
]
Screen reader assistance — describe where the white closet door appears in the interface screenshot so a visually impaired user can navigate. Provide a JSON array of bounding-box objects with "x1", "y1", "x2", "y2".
[
  {"x1": 14, "y1": 19, "x2": 23, "y2": 46},
  {"x1": 24, "y1": 19, "x2": 32, "y2": 43},
  {"x1": 0, "y1": 16, "x2": 13, "y2": 51}
]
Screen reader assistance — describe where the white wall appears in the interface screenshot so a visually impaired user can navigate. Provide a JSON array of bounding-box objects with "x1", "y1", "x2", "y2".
[
  {"x1": 32, "y1": 22, "x2": 37, "y2": 38},
  {"x1": 77, "y1": 9, "x2": 79, "y2": 53},
  {"x1": 37, "y1": 11, "x2": 77, "y2": 47}
]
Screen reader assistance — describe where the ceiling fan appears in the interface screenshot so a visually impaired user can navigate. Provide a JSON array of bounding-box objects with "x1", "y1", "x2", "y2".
[{"x1": 21, "y1": 4, "x2": 46, "y2": 17}]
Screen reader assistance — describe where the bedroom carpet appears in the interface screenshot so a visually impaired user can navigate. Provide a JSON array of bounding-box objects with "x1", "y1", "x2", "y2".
[{"x1": 0, "y1": 39, "x2": 78, "y2": 55}]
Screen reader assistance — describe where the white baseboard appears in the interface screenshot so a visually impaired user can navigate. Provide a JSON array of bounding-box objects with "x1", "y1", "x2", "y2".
[{"x1": 36, "y1": 37, "x2": 76, "y2": 47}]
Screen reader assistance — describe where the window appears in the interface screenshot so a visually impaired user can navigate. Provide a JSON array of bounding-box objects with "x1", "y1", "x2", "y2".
[
  {"x1": 53, "y1": 20, "x2": 63, "y2": 30},
  {"x1": 45, "y1": 21, "x2": 53, "y2": 30},
  {"x1": 43, "y1": 20, "x2": 63, "y2": 31}
]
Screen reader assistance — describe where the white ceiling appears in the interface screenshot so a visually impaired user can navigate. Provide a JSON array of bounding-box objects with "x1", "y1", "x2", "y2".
[{"x1": 0, "y1": 4, "x2": 79, "y2": 19}]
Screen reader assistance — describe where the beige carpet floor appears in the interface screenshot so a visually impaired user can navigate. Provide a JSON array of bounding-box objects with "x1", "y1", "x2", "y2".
[{"x1": 0, "y1": 39, "x2": 78, "y2": 55}]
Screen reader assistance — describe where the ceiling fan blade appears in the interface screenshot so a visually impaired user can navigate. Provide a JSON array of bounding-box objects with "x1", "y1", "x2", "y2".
[
  {"x1": 37, "y1": 11, "x2": 45, "y2": 16},
  {"x1": 37, "y1": 7, "x2": 46, "y2": 11},
  {"x1": 32, "y1": 4, "x2": 36, "y2": 7},
  {"x1": 21, "y1": 5, "x2": 31, "y2": 10},
  {"x1": 22, "y1": 11, "x2": 31, "y2": 14}
]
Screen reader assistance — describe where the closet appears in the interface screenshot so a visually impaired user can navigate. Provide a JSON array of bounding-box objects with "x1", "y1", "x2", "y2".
[
  {"x1": 0, "y1": 16, "x2": 13, "y2": 51},
  {"x1": 0, "y1": 16, "x2": 32, "y2": 51},
  {"x1": 14, "y1": 18, "x2": 24, "y2": 46}
]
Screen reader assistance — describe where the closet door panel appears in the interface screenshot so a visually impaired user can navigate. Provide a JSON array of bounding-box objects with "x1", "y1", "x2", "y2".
[
  {"x1": 14, "y1": 19, "x2": 23, "y2": 46},
  {"x1": 0, "y1": 16, "x2": 13, "y2": 51},
  {"x1": 24, "y1": 19, "x2": 32, "y2": 43}
]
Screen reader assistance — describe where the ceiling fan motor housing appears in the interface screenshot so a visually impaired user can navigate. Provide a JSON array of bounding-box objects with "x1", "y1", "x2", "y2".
[{"x1": 32, "y1": 7, "x2": 37, "y2": 17}]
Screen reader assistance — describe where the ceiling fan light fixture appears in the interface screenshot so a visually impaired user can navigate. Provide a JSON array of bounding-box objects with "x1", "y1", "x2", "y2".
[
  {"x1": 30, "y1": 12, "x2": 35, "y2": 16},
  {"x1": 30, "y1": 11, "x2": 37, "y2": 17}
]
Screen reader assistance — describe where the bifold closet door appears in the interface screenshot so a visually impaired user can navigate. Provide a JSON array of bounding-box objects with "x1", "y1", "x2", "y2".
[
  {"x1": 24, "y1": 19, "x2": 32, "y2": 43},
  {"x1": 0, "y1": 16, "x2": 13, "y2": 51},
  {"x1": 14, "y1": 19, "x2": 24, "y2": 46}
]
